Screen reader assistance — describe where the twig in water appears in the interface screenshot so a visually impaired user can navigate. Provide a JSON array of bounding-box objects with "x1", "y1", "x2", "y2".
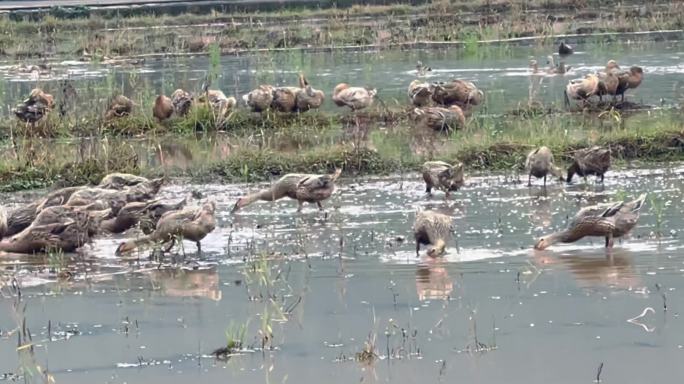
[{"x1": 595, "y1": 362, "x2": 604, "y2": 383}]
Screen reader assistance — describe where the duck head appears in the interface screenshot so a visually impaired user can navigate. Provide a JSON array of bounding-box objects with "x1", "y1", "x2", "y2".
[{"x1": 427, "y1": 239, "x2": 446, "y2": 257}]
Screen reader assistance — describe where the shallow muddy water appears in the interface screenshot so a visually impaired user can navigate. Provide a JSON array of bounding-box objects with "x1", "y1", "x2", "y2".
[
  {"x1": 1, "y1": 40, "x2": 683, "y2": 116},
  {"x1": 1, "y1": 164, "x2": 684, "y2": 383}
]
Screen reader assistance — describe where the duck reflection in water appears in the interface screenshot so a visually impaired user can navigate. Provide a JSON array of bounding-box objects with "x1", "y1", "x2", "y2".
[
  {"x1": 533, "y1": 250, "x2": 640, "y2": 290},
  {"x1": 148, "y1": 266, "x2": 221, "y2": 301},
  {"x1": 415, "y1": 259, "x2": 453, "y2": 301}
]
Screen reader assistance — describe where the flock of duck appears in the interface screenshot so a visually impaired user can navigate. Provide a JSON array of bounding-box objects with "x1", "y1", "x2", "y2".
[
  {"x1": 5, "y1": 42, "x2": 650, "y2": 258},
  {"x1": 0, "y1": 146, "x2": 646, "y2": 258}
]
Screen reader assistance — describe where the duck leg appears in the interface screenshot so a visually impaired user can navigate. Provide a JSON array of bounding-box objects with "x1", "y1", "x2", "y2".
[
  {"x1": 527, "y1": 174, "x2": 532, "y2": 187},
  {"x1": 297, "y1": 200, "x2": 304, "y2": 213},
  {"x1": 415, "y1": 241, "x2": 420, "y2": 257},
  {"x1": 425, "y1": 184, "x2": 432, "y2": 195},
  {"x1": 196, "y1": 241, "x2": 202, "y2": 254},
  {"x1": 163, "y1": 238, "x2": 176, "y2": 253},
  {"x1": 605, "y1": 233, "x2": 614, "y2": 248},
  {"x1": 317, "y1": 201, "x2": 324, "y2": 211},
  {"x1": 543, "y1": 175, "x2": 547, "y2": 188}
]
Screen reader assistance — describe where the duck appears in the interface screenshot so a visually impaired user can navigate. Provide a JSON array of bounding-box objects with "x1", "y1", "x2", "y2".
[
  {"x1": 232, "y1": 169, "x2": 342, "y2": 213},
  {"x1": 115, "y1": 201, "x2": 216, "y2": 255},
  {"x1": 1, "y1": 186, "x2": 86, "y2": 239},
  {"x1": 271, "y1": 86, "x2": 301, "y2": 113},
  {"x1": 0, "y1": 206, "x2": 107, "y2": 254},
  {"x1": 529, "y1": 59, "x2": 540, "y2": 74},
  {"x1": 100, "y1": 198, "x2": 187, "y2": 234},
  {"x1": 332, "y1": 83, "x2": 376, "y2": 111},
  {"x1": 564, "y1": 74, "x2": 599, "y2": 107},
  {"x1": 566, "y1": 146, "x2": 611, "y2": 183},
  {"x1": 98, "y1": 173, "x2": 150, "y2": 190},
  {"x1": 66, "y1": 178, "x2": 165, "y2": 208},
  {"x1": 414, "y1": 105, "x2": 465, "y2": 132},
  {"x1": 243, "y1": 85, "x2": 275, "y2": 112},
  {"x1": 295, "y1": 74, "x2": 325, "y2": 112},
  {"x1": 408, "y1": 80, "x2": 433, "y2": 107},
  {"x1": 105, "y1": 95, "x2": 134, "y2": 120},
  {"x1": 421, "y1": 161, "x2": 465, "y2": 198},
  {"x1": 525, "y1": 146, "x2": 563, "y2": 187},
  {"x1": 534, "y1": 194, "x2": 647, "y2": 250},
  {"x1": 199, "y1": 90, "x2": 236, "y2": 117},
  {"x1": 558, "y1": 41, "x2": 573, "y2": 56},
  {"x1": 597, "y1": 70, "x2": 620, "y2": 102},
  {"x1": 615, "y1": 66, "x2": 644, "y2": 102},
  {"x1": 13, "y1": 88, "x2": 55, "y2": 126},
  {"x1": 416, "y1": 61, "x2": 432, "y2": 76},
  {"x1": 546, "y1": 55, "x2": 570, "y2": 75},
  {"x1": 605, "y1": 60, "x2": 620, "y2": 72},
  {"x1": 171, "y1": 89, "x2": 193, "y2": 117},
  {"x1": 431, "y1": 79, "x2": 483, "y2": 107},
  {"x1": 413, "y1": 210, "x2": 454, "y2": 257},
  {"x1": 153, "y1": 94, "x2": 174, "y2": 121}
]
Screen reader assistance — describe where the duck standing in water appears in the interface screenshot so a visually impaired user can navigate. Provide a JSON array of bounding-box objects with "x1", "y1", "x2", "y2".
[
  {"x1": 564, "y1": 74, "x2": 599, "y2": 107},
  {"x1": 534, "y1": 194, "x2": 646, "y2": 250},
  {"x1": 100, "y1": 198, "x2": 187, "y2": 234},
  {"x1": 115, "y1": 201, "x2": 216, "y2": 255},
  {"x1": 413, "y1": 105, "x2": 465, "y2": 132},
  {"x1": 98, "y1": 173, "x2": 150, "y2": 190},
  {"x1": 408, "y1": 80, "x2": 433, "y2": 107},
  {"x1": 232, "y1": 169, "x2": 342, "y2": 213},
  {"x1": 558, "y1": 41, "x2": 573, "y2": 56},
  {"x1": 421, "y1": 161, "x2": 465, "y2": 198},
  {"x1": 566, "y1": 146, "x2": 611, "y2": 183},
  {"x1": 0, "y1": 206, "x2": 107, "y2": 254},
  {"x1": 413, "y1": 210, "x2": 454, "y2": 257},
  {"x1": 104, "y1": 95, "x2": 134, "y2": 120},
  {"x1": 525, "y1": 146, "x2": 563, "y2": 187}
]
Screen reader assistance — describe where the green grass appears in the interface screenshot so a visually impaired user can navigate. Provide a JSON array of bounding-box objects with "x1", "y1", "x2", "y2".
[{"x1": 1, "y1": 108, "x2": 681, "y2": 192}]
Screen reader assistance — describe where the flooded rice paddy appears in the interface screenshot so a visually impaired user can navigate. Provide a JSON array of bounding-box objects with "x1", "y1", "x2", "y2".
[
  {"x1": 1, "y1": 40, "x2": 683, "y2": 116},
  {"x1": 1, "y1": 164, "x2": 684, "y2": 383}
]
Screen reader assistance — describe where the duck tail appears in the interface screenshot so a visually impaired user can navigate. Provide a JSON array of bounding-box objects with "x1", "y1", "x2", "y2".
[
  {"x1": 241, "y1": 93, "x2": 250, "y2": 104},
  {"x1": 630, "y1": 193, "x2": 647, "y2": 212}
]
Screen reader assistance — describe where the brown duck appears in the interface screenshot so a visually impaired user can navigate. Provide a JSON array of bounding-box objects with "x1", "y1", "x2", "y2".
[
  {"x1": 153, "y1": 94, "x2": 174, "y2": 121},
  {"x1": 615, "y1": 66, "x2": 644, "y2": 102},
  {"x1": 232, "y1": 169, "x2": 342, "y2": 213},
  {"x1": 422, "y1": 161, "x2": 465, "y2": 197},
  {"x1": 1, "y1": 186, "x2": 85, "y2": 239},
  {"x1": 98, "y1": 173, "x2": 150, "y2": 190},
  {"x1": 414, "y1": 105, "x2": 465, "y2": 132},
  {"x1": 13, "y1": 88, "x2": 55, "y2": 126},
  {"x1": 115, "y1": 201, "x2": 216, "y2": 255},
  {"x1": 100, "y1": 198, "x2": 187, "y2": 234},
  {"x1": 408, "y1": 80, "x2": 433, "y2": 107},
  {"x1": 564, "y1": 74, "x2": 599, "y2": 106},
  {"x1": 431, "y1": 79, "x2": 483, "y2": 107},
  {"x1": 66, "y1": 178, "x2": 165, "y2": 207},
  {"x1": 413, "y1": 210, "x2": 454, "y2": 257},
  {"x1": 0, "y1": 206, "x2": 107, "y2": 254},
  {"x1": 243, "y1": 85, "x2": 274, "y2": 112},
  {"x1": 104, "y1": 95, "x2": 134, "y2": 120},
  {"x1": 566, "y1": 146, "x2": 611, "y2": 183},
  {"x1": 332, "y1": 83, "x2": 376, "y2": 111},
  {"x1": 295, "y1": 74, "x2": 325, "y2": 112},
  {"x1": 534, "y1": 194, "x2": 646, "y2": 250},
  {"x1": 525, "y1": 146, "x2": 563, "y2": 187},
  {"x1": 271, "y1": 86, "x2": 301, "y2": 113},
  {"x1": 171, "y1": 89, "x2": 193, "y2": 117},
  {"x1": 199, "y1": 89, "x2": 236, "y2": 117}
]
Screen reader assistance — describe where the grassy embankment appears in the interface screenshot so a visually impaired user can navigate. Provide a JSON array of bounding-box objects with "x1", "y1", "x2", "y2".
[{"x1": 0, "y1": 106, "x2": 682, "y2": 192}]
